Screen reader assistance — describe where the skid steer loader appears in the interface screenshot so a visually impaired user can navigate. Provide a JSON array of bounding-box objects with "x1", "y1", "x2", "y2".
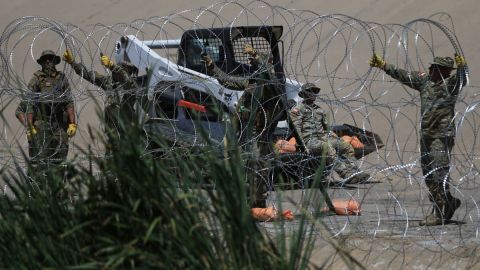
[{"x1": 113, "y1": 25, "x2": 383, "y2": 192}]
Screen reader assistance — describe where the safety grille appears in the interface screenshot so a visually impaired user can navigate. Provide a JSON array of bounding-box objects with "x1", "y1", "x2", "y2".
[{"x1": 232, "y1": 37, "x2": 270, "y2": 64}]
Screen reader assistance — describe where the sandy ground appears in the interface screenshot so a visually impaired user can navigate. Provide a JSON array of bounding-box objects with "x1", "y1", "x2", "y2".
[{"x1": 1, "y1": 1, "x2": 480, "y2": 269}]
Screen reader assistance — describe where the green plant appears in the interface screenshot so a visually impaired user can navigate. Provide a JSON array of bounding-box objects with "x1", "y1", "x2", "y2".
[{"x1": 0, "y1": 104, "x2": 361, "y2": 269}]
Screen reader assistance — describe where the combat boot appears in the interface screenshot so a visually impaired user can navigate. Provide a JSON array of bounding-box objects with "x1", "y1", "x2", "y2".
[
  {"x1": 343, "y1": 172, "x2": 370, "y2": 184},
  {"x1": 347, "y1": 172, "x2": 370, "y2": 184},
  {"x1": 419, "y1": 212, "x2": 443, "y2": 226},
  {"x1": 419, "y1": 196, "x2": 461, "y2": 226},
  {"x1": 443, "y1": 196, "x2": 461, "y2": 220},
  {"x1": 419, "y1": 202, "x2": 443, "y2": 226},
  {"x1": 334, "y1": 157, "x2": 369, "y2": 184}
]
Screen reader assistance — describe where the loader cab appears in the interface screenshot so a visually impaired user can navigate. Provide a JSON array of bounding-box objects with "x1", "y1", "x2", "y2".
[
  {"x1": 145, "y1": 81, "x2": 227, "y2": 146},
  {"x1": 177, "y1": 26, "x2": 285, "y2": 81},
  {"x1": 144, "y1": 26, "x2": 290, "y2": 152}
]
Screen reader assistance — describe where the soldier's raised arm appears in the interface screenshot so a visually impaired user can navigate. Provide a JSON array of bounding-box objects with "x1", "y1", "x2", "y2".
[
  {"x1": 213, "y1": 65, "x2": 251, "y2": 90},
  {"x1": 64, "y1": 50, "x2": 112, "y2": 89},
  {"x1": 59, "y1": 73, "x2": 76, "y2": 132},
  {"x1": 369, "y1": 53, "x2": 426, "y2": 91},
  {"x1": 384, "y1": 64, "x2": 427, "y2": 92},
  {"x1": 201, "y1": 54, "x2": 250, "y2": 90},
  {"x1": 449, "y1": 53, "x2": 468, "y2": 90},
  {"x1": 100, "y1": 53, "x2": 138, "y2": 90}
]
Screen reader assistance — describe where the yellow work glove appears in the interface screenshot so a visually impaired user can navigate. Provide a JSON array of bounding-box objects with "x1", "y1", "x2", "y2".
[
  {"x1": 201, "y1": 54, "x2": 213, "y2": 67},
  {"x1": 63, "y1": 49, "x2": 74, "y2": 64},
  {"x1": 369, "y1": 53, "x2": 386, "y2": 69},
  {"x1": 243, "y1": 43, "x2": 257, "y2": 56},
  {"x1": 26, "y1": 126, "x2": 37, "y2": 141},
  {"x1": 66, "y1": 123, "x2": 77, "y2": 137},
  {"x1": 454, "y1": 53, "x2": 466, "y2": 67},
  {"x1": 100, "y1": 54, "x2": 115, "y2": 69}
]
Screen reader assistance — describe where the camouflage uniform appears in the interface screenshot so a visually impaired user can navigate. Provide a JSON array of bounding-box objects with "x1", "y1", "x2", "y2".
[
  {"x1": 70, "y1": 61, "x2": 138, "y2": 149},
  {"x1": 209, "y1": 52, "x2": 282, "y2": 155},
  {"x1": 16, "y1": 68, "x2": 73, "y2": 175},
  {"x1": 290, "y1": 91, "x2": 367, "y2": 183},
  {"x1": 109, "y1": 62, "x2": 139, "y2": 126},
  {"x1": 383, "y1": 57, "x2": 466, "y2": 222},
  {"x1": 15, "y1": 101, "x2": 36, "y2": 161},
  {"x1": 208, "y1": 52, "x2": 283, "y2": 207}
]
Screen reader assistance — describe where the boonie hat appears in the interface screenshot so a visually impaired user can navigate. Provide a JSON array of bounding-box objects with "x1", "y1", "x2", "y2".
[{"x1": 37, "y1": 50, "x2": 61, "y2": 65}]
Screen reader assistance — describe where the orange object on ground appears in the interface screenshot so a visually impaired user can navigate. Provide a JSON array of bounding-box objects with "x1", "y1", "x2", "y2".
[
  {"x1": 341, "y1": 135, "x2": 365, "y2": 149},
  {"x1": 288, "y1": 137, "x2": 296, "y2": 145},
  {"x1": 274, "y1": 138, "x2": 297, "y2": 153},
  {"x1": 251, "y1": 207, "x2": 294, "y2": 221},
  {"x1": 322, "y1": 198, "x2": 361, "y2": 216},
  {"x1": 282, "y1": 209, "x2": 294, "y2": 220}
]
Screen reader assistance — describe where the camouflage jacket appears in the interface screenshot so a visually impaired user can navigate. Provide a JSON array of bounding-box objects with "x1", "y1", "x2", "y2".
[
  {"x1": 384, "y1": 63, "x2": 466, "y2": 138},
  {"x1": 210, "y1": 52, "x2": 285, "y2": 122},
  {"x1": 71, "y1": 62, "x2": 136, "y2": 107},
  {"x1": 290, "y1": 99, "x2": 330, "y2": 143},
  {"x1": 16, "y1": 70, "x2": 73, "y2": 126},
  {"x1": 210, "y1": 52, "x2": 276, "y2": 93},
  {"x1": 210, "y1": 52, "x2": 285, "y2": 137}
]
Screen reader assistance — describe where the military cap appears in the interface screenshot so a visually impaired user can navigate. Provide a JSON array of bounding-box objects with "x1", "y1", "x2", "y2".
[
  {"x1": 431, "y1": 56, "x2": 455, "y2": 69},
  {"x1": 37, "y1": 50, "x2": 61, "y2": 65},
  {"x1": 298, "y1": 82, "x2": 320, "y2": 98}
]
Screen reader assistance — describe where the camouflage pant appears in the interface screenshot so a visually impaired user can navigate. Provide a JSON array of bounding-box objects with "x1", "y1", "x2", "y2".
[
  {"x1": 120, "y1": 94, "x2": 137, "y2": 124},
  {"x1": 105, "y1": 95, "x2": 136, "y2": 138},
  {"x1": 235, "y1": 89, "x2": 282, "y2": 207},
  {"x1": 236, "y1": 92, "x2": 279, "y2": 156},
  {"x1": 421, "y1": 136, "x2": 455, "y2": 205},
  {"x1": 237, "y1": 93, "x2": 279, "y2": 207},
  {"x1": 246, "y1": 158, "x2": 269, "y2": 208},
  {"x1": 104, "y1": 103, "x2": 121, "y2": 153},
  {"x1": 28, "y1": 121, "x2": 68, "y2": 177},
  {"x1": 306, "y1": 136, "x2": 359, "y2": 178}
]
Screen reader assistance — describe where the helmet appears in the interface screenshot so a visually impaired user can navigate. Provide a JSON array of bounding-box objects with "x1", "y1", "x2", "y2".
[
  {"x1": 37, "y1": 50, "x2": 61, "y2": 65},
  {"x1": 298, "y1": 83, "x2": 320, "y2": 98}
]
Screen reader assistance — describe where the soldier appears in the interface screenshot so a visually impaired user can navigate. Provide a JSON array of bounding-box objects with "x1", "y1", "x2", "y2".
[
  {"x1": 369, "y1": 53, "x2": 467, "y2": 226},
  {"x1": 202, "y1": 44, "x2": 283, "y2": 208},
  {"x1": 15, "y1": 50, "x2": 77, "y2": 176},
  {"x1": 63, "y1": 49, "x2": 139, "y2": 151},
  {"x1": 290, "y1": 83, "x2": 370, "y2": 184},
  {"x1": 202, "y1": 44, "x2": 282, "y2": 155}
]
